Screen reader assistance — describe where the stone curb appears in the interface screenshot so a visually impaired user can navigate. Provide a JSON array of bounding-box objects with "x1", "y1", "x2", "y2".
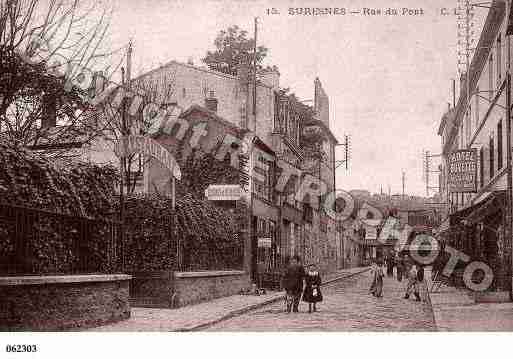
[{"x1": 178, "y1": 267, "x2": 370, "y2": 332}]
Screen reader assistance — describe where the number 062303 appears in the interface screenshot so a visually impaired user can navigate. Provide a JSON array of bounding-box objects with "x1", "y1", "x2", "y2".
[{"x1": 5, "y1": 344, "x2": 38, "y2": 353}]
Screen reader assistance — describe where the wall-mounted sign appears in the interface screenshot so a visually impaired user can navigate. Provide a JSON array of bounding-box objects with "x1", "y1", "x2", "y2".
[
  {"x1": 257, "y1": 237, "x2": 272, "y2": 248},
  {"x1": 205, "y1": 184, "x2": 242, "y2": 201},
  {"x1": 365, "y1": 226, "x2": 377, "y2": 240},
  {"x1": 114, "y1": 135, "x2": 181, "y2": 179},
  {"x1": 448, "y1": 149, "x2": 477, "y2": 193},
  {"x1": 302, "y1": 125, "x2": 322, "y2": 137}
]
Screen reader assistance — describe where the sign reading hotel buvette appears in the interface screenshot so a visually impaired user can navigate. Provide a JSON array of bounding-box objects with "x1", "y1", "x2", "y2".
[
  {"x1": 257, "y1": 238, "x2": 272, "y2": 248},
  {"x1": 114, "y1": 135, "x2": 181, "y2": 180},
  {"x1": 205, "y1": 184, "x2": 242, "y2": 201},
  {"x1": 303, "y1": 125, "x2": 322, "y2": 136},
  {"x1": 448, "y1": 149, "x2": 477, "y2": 193}
]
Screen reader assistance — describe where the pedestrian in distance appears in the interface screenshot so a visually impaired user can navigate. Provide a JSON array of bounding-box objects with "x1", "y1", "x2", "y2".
[
  {"x1": 303, "y1": 263, "x2": 323, "y2": 313},
  {"x1": 386, "y1": 253, "x2": 394, "y2": 277},
  {"x1": 282, "y1": 255, "x2": 306, "y2": 313},
  {"x1": 404, "y1": 263, "x2": 421, "y2": 301},
  {"x1": 417, "y1": 264, "x2": 425, "y2": 283},
  {"x1": 369, "y1": 259, "x2": 384, "y2": 298},
  {"x1": 395, "y1": 253, "x2": 404, "y2": 282}
]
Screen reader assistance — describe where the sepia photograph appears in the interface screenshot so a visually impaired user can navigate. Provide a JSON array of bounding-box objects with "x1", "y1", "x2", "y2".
[{"x1": 1, "y1": 0, "x2": 513, "y2": 356}]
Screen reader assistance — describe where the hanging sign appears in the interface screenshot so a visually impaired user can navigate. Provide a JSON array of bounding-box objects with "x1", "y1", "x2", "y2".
[
  {"x1": 205, "y1": 184, "x2": 242, "y2": 201},
  {"x1": 114, "y1": 135, "x2": 181, "y2": 179},
  {"x1": 257, "y1": 237, "x2": 272, "y2": 248},
  {"x1": 448, "y1": 149, "x2": 477, "y2": 193}
]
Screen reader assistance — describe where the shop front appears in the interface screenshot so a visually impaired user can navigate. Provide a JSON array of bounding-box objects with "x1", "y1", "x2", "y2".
[
  {"x1": 443, "y1": 191, "x2": 510, "y2": 294},
  {"x1": 281, "y1": 202, "x2": 304, "y2": 262},
  {"x1": 465, "y1": 191, "x2": 509, "y2": 293},
  {"x1": 252, "y1": 198, "x2": 280, "y2": 289}
]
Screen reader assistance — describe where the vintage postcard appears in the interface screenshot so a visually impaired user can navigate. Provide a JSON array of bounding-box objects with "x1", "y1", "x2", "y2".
[{"x1": 1, "y1": 0, "x2": 513, "y2": 356}]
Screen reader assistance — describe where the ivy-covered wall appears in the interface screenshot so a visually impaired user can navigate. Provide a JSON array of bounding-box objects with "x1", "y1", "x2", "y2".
[
  {"x1": 121, "y1": 193, "x2": 247, "y2": 272},
  {"x1": 0, "y1": 141, "x2": 119, "y2": 275}
]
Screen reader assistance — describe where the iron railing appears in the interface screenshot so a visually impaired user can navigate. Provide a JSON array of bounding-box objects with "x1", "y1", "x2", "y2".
[
  {"x1": 0, "y1": 203, "x2": 246, "y2": 275},
  {"x1": 0, "y1": 203, "x2": 122, "y2": 276}
]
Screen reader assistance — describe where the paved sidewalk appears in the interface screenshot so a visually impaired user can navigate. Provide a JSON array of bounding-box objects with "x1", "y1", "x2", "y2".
[
  {"x1": 91, "y1": 266, "x2": 369, "y2": 332},
  {"x1": 425, "y1": 268, "x2": 513, "y2": 331}
]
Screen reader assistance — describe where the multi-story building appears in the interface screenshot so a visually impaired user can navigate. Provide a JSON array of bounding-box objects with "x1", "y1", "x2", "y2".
[
  {"x1": 113, "y1": 60, "x2": 340, "y2": 281},
  {"x1": 438, "y1": 0, "x2": 511, "y2": 296}
]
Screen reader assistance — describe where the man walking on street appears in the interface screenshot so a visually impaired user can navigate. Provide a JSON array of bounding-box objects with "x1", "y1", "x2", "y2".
[
  {"x1": 404, "y1": 263, "x2": 421, "y2": 301},
  {"x1": 282, "y1": 255, "x2": 306, "y2": 313},
  {"x1": 386, "y1": 253, "x2": 394, "y2": 277}
]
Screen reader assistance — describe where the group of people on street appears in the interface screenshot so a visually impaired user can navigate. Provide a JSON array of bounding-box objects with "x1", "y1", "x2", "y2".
[
  {"x1": 281, "y1": 252, "x2": 424, "y2": 315},
  {"x1": 281, "y1": 255, "x2": 323, "y2": 313},
  {"x1": 369, "y1": 252, "x2": 424, "y2": 302}
]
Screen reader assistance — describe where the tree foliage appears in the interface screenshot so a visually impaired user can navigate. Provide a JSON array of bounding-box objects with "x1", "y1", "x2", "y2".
[
  {"x1": 0, "y1": 0, "x2": 121, "y2": 159},
  {"x1": 0, "y1": 139, "x2": 117, "y2": 217},
  {"x1": 176, "y1": 149, "x2": 241, "y2": 199},
  {"x1": 202, "y1": 25, "x2": 271, "y2": 74}
]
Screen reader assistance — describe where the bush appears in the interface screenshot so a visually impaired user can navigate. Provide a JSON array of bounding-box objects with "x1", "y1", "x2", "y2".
[
  {"x1": 0, "y1": 141, "x2": 119, "y2": 275},
  {"x1": 120, "y1": 193, "x2": 245, "y2": 272}
]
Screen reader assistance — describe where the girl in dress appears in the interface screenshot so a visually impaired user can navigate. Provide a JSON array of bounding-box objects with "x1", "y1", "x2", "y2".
[
  {"x1": 303, "y1": 264, "x2": 323, "y2": 313},
  {"x1": 369, "y1": 260, "x2": 384, "y2": 297}
]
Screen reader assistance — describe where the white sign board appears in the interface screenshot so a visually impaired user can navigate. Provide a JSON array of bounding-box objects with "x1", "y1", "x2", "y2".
[
  {"x1": 205, "y1": 185, "x2": 242, "y2": 201},
  {"x1": 258, "y1": 237, "x2": 272, "y2": 248},
  {"x1": 365, "y1": 226, "x2": 377, "y2": 240}
]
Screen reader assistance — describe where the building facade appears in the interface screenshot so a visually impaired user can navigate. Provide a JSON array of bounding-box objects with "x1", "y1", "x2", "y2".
[
  {"x1": 123, "y1": 60, "x2": 340, "y2": 282},
  {"x1": 438, "y1": 0, "x2": 511, "y2": 295}
]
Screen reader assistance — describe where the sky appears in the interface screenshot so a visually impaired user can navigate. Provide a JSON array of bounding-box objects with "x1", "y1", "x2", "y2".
[{"x1": 94, "y1": 0, "x2": 487, "y2": 196}]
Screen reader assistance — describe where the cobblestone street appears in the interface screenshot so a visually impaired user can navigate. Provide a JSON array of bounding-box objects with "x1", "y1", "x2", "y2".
[{"x1": 205, "y1": 271, "x2": 436, "y2": 331}]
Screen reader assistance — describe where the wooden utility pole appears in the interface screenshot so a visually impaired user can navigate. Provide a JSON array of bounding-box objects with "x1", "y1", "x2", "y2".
[
  {"x1": 452, "y1": 78, "x2": 456, "y2": 108},
  {"x1": 119, "y1": 41, "x2": 133, "y2": 271},
  {"x1": 246, "y1": 17, "x2": 258, "y2": 283},
  {"x1": 253, "y1": 17, "x2": 258, "y2": 122},
  {"x1": 119, "y1": 66, "x2": 126, "y2": 272},
  {"x1": 402, "y1": 171, "x2": 406, "y2": 197}
]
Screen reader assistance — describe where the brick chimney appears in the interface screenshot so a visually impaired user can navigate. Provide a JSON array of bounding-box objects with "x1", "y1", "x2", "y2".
[
  {"x1": 41, "y1": 93, "x2": 57, "y2": 128},
  {"x1": 258, "y1": 68, "x2": 280, "y2": 90},
  {"x1": 205, "y1": 90, "x2": 218, "y2": 113}
]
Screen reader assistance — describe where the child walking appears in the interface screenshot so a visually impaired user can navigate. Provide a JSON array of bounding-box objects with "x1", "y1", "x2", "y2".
[
  {"x1": 303, "y1": 264, "x2": 323, "y2": 313},
  {"x1": 404, "y1": 263, "x2": 421, "y2": 301}
]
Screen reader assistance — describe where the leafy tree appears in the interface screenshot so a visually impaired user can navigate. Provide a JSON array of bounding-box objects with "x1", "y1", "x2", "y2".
[
  {"x1": 202, "y1": 25, "x2": 271, "y2": 74},
  {"x1": 0, "y1": 0, "x2": 120, "y2": 159}
]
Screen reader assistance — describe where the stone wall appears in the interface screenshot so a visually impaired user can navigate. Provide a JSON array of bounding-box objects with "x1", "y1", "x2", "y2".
[
  {"x1": 173, "y1": 271, "x2": 250, "y2": 307},
  {"x1": 129, "y1": 271, "x2": 175, "y2": 308},
  {"x1": 128, "y1": 270, "x2": 251, "y2": 308},
  {"x1": 0, "y1": 274, "x2": 131, "y2": 331}
]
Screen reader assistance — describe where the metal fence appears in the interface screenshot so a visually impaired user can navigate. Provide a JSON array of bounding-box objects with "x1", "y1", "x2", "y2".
[
  {"x1": 0, "y1": 203, "x2": 122, "y2": 276},
  {"x1": 0, "y1": 203, "x2": 245, "y2": 275}
]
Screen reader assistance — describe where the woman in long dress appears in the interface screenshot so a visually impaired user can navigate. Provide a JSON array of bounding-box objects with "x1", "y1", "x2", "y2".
[{"x1": 369, "y1": 261, "x2": 384, "y2": 297}]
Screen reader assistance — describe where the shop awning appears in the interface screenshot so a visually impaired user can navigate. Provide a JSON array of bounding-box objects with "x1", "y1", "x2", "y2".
[
  {"x1": 466, "y1": 190, "x2": 506, "y2": 225},
  {"x1": 449, "y1": 200, "x2": 485, "y2": 226}
]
